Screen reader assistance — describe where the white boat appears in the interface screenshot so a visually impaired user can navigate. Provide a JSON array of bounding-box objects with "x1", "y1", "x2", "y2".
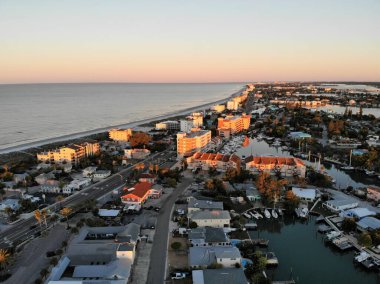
[
  {"x1": 354, "y1": 251, "x2": 370, "y2": 263},
  {"x1": 300, "y1": 207, "x2": 309, "y2": 218},
  {"x1": 264, "y1": 209, "x2": 271, "y2": 219},
  {"x1": 273, "y1": 140, "x2": 281, "y2": 147},
  {"x1": 277, "y1": 208, "x2": 283, "y2": 216},
  {"x1": 365, "y1": 170, "x2": 376, "y2": 176},
  {"x1": 326, "y1": 231, "x2": 341, "y2": 241},
  {"x1": 256, "y1": 212, "x2": 264, "y2": 219},
  {"x1": 249, "y1": 211, "x2": 258, "y2": 220},
  {"x1": 271, "y1": 209, "x2": 278, "y2": 219},
  {"x1": 342, "y1": 150, "x2": 354, "y2": 170},
  {"x1": 243, "y1": 213, "x2": 251, "y2": 219}
]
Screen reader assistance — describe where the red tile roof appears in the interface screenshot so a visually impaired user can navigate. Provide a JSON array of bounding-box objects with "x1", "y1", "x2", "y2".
[{"x1": 124, "y1": 182, "x2": 152, "y2": 199}]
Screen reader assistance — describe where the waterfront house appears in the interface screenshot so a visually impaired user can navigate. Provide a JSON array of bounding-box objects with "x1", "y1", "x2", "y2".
[
  {"x1": 188, "y1": 227, "x2": 231, "y2": 247},
  {"x1": 245, "y1": 156, "x2": 306, "y2": 178},
  {"x1": 187, "y1": 197, "x2": 224, "y2": 214},
  {"x1": 189, "y1": 210, "x2": 231, "y2": 228},
  {"x1": 291, "y1": 187, "x2": 317, "y2": 202},
  {"x1": 192, "y1": 268, "x2": 249, "y2": 284},
  {"x1": 186, "y1": 152, "x2": 241, "y2": 172},
  {"x1": 339, "y1": 208, "x2": 376, "y2": 219},
  {"x1": 324, "y1": 198, "x2": 358, "y2": 212},
  {"x1": 189, "y1": 246, "x2": 241, "y2": 268},
  {"x1": 367, "y1": 186, "x2": 380, "y2": 202},
  {"x1": 289, "y1": 131, "x2": 312, "y2": 140},
  {"x1": 357, "y1": 217, "x2": 380, "y2": 232}
]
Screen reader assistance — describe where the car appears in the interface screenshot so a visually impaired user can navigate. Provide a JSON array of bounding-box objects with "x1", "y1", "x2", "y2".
[
  {"x1": 154, "y1": 206, "x2": 161, "y2": 212},
  {"x1": 171, "y1": 272, "x2": 186, "y2": 280}
]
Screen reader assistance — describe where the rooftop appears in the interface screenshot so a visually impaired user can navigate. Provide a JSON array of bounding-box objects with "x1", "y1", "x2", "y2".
[
  {"x1": 192, "y1": 269, "x2": 248, "y2": 284},
  {"x1": 188, "y1": 197, "x2": 224, "y2": 211},
  {"x1": 190, "y1": 210, "x2": 230, "y2": 220}
]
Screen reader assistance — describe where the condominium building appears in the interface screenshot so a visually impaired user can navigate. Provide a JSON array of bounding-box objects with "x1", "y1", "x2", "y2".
[
  {"x1": 180, "y1": 112, "x2": 203, "y2": 132},
  {"x1": 217, "y1": 114, "x2": 251, "y2": 138},
  {"x1": 37, "y1": 141, "x2": 100, "y2": 165},
  {"x1": 176, "y1": 130, "x2": 212, "y2": 158},
  {"x1": 155, "y1": 120, "x2": 180, "y2": 130},
  {"x1": 211, "y1": 104, "x2": 226, "y2": 113},
  {"x1": 109, "y1": 128, "x2": 133, "y2": 142},
  {"x1": 186, "y1": 152, "x2": 241, "y2": 172},
  {"x1": 245, "y1": 156, "x2": 306, "y2": 178}
]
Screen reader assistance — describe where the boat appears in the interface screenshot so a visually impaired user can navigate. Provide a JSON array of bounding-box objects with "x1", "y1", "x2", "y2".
[
  {"x1": 249, "y1": 211, "x2": 258, "y2": 220},
  {"x1": 264, "y1": 252, "x2": 279, "y2": 266},
  {"x1": 365, "y1": 170, "x2": 376, "y2": 176},
  {"x1": 264, "y1": 209, "x2": 271, "y2": 219},
  {"x1": 244, "y1": 222, "x2": 258, "y2": 230},
  {"x1": 295, "y1": 207, "x2": 309, "y2": 218},
  {"x1": 255, "y1": 212, "x2": 264, "y2": 219},
  {"x1": 277, "y1": 208, "x2": 283, "y2": 216},
  {"x1": 341, "y1": 150, "x2": 355, "y2": 170},
  {"x1": 271, "y1": 209, "x2": 278, "y2": 219},
  {"x1": 325, "y1": 231, "x2": 341, "y2": 241},
  {"x1": 243, "y1": 213, "x2": 251, "y2": 219},
  {"x1": 354, "y1": 251, "x2": 370, "y2": 263}
]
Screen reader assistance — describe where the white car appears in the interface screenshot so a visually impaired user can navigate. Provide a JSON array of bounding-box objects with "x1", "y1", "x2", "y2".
[{"x1": 171, "y1": 273, "x2": 186, "y2": 280}]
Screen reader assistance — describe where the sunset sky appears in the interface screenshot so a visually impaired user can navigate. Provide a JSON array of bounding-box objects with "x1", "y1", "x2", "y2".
[{"x1": 0, "y1": 0, "x2": 379, "y2": 83}]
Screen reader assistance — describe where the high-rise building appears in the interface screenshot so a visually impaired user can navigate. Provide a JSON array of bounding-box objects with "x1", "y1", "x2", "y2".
[{"x1": 176, "y1": 130, "x2": 211, "y2": 158}]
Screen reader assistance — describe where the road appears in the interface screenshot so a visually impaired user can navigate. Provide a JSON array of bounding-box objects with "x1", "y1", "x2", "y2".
[
  {"x1": 0, "y1": 148, "x2": 175, "y2": 249},
  {"x1": 146, "y1": 177, "x2": 192, "y2": 284}
]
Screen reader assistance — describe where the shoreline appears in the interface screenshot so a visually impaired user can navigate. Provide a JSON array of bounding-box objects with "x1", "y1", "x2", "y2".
[{"x1": 0, "y1": 88, "x2": 244, "y2": 155}]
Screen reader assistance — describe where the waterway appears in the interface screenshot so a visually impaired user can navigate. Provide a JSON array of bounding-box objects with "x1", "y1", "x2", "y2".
[
  {"x1": 235, "y1": 137, "x2": 380, "y2": 189},
  {"x1": 248, "y1": 216, "x2": 380, "y2": 284}
]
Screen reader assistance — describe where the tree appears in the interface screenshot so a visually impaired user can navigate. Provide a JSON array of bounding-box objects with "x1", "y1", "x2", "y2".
[
  {"x1": 50, "y1": 257, "x2": 58, "y2": 266},
  {"x1": 70, "y1": 227, "x2": 79, "y2": 234},
  {"x1": 284, "y1": 190, "x2": 300, "y2": 212},
  {"x1": 166, "y1": 177, "x2": 177, "y2": 188},
  {"x1": 4, "y1": 207, "x2": 13, "y2": 218},
  {"x1": 358, "y1": 232, "x2": 372, "y2": 248},
  {"x1": 256, "y1": 172, "x2": 286, "y2": 203},
  {"x1": 130, "y1": 132, "x2": 152, "y2": 147},
  {"x1": 60, "y1": 207, "x2": 72, "y2": 228},
  {"x1": 171, "y1": 242, "x2": 182, "y2": 251},
  {"x1": 341, "y1": 218, "x2": 357, "y2": 233},
  {"x1": 253, "y1": 251, "x2": 267, "y2": 272},
  {"x1": 40, "y1": 268, "x2": 49, "y2": 280},
  {"x1": 0, "y1": 249, "x2": 10, "y2": 275},
  {"x1": 189, "y1": 221, "x2": 198, "y2": 229}
]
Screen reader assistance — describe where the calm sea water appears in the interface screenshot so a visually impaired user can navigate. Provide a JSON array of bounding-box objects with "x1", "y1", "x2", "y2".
[{"x1": 0, "y1": 83, "x2": 243, "y2": 151}]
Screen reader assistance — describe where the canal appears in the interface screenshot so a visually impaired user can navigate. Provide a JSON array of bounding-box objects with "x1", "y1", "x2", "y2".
[{"x1": 249, "y1": 216, "x2": 380, "y2": 284}]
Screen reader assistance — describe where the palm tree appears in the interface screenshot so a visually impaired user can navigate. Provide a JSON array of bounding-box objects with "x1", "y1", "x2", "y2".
[
  {"x1": 0, "y1": 249, "x2": 10, "y2": 277},
  {"x1": 60, "y1": 207, "x2": 72, "y2": 228}
]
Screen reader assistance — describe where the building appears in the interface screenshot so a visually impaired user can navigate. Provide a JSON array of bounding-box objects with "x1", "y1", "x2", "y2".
[
  {"x1": 189, "y1": 246, "x2": 241, "y2": 268},
  {"x1": 121, "y1": 182, "x2": 153, "y2": 206},
  {"x1": 35, "y1": 172, "x2": 56, "y2": 185},
  {"x1": 138, "y1": 173, "x2": 157, "y2": 183},
  {"x1": 217, "y1": 114, "x2": 251, "y2": 138},
  {"x1": 357, "y1": 217, "x2": 380, "y2": 232},
  {"x1": 13, "y1": 173, "x2": 29, "y2": 184},
  {"x1": 180, "y1": 113, "x2": 203, "y2": 132},
  {"x1": 324, "y1": 198, "x2": 359, "y2": 212},
  {"x1": 226, "y1": 100, "x2": 239, "y2": 110},
  {"x1": 289, "y1": 131, "x2": 312, "y2": 140},
  {"x1": 186, "y1": 152, "x2": 241, "y2": 172},
  {"x1": 37, "y1": 141, "x2": 100, "y2": 165},
  {"x1": 339, "y1": 208, "x2": 376, "y2": 219},
  {"x1": 0, "y1": 199, "x2": 21, "y2": 212},
  {"x1": 82, "y1": 166, "x2": 97, "y2": 177},
  {"x1": 93, "y1": 170, "x2": 111, "y2": 181},
  {"x1": 187, "y1": 197, "x2": 224, "y2": 214},
  {"x1": 176, "y1": 130, "x2": 212, "y2": 158},
  {"x1": 155, "y1": 120, "x2": 180, "y2": 130},
  {"x1": 245, "y1": 156, "x2": 306, "y2": 178},
  {"x1": 109, "y1": 128, "x2": 133, "y2": 142},
  {"x1": 367, "y1": 186, "x2": 380, "y2": 202},
  {"x1": 124, "y1": 148, "x2": 151, "y2": 159},
  {"x1": 211, "y1": 104, "x2": 226, "y2": 113},
  {"x1": 192, "y1": 268, "x2": 248, "y2": 284},
  {"x1": 189, "y1": 210, "x2": 231, "y2": 228},
  {"x1": 291, "y1": 187, "x2": 317, "y2": 202},
  {"x1": 188, "y1": 227, "x2": 231, "y2": 247}
]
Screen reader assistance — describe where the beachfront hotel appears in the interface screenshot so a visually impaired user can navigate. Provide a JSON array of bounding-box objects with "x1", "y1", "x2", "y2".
[
  {"x1": 217, "y1": 114, "x2": 251, "y2": 139},
  {"x1": 245, "y1": 156, "x2": 306, "y2": 178},
  {"x1": 176, "y1": 130, "x2": 211, "y2": 158},
  {"x1": 186, "y1": 152, "x2": 241, "y2": 172},
  {"x1": 37, "y1": 141, "x2": 100, "y2": 165},
  {"x1": 109, "y1": 128, "x2": 133, "y2": 142}
]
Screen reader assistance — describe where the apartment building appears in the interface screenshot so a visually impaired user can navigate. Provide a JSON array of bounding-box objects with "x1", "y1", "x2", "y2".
[
  {"x1": 155, "y1": 120, "x2": 180, "y2": 130},
  {"x1": 109, "y1": 128, "x2": 133, "y2": 142},
  {"x1": 186, "y1": 152, "x2": 241, "y2": 172},
  {"x1": 211, "y1": 104, "x2": 226, "y2": 113},
  {"x1": 176, "y1": 130, "x2": 211, "y2": 158},
  {"x1": 180, "y1": 112, "x2": 203, "y2": 132},
  {"x1": 217, "y1": 114, "x2": 251, "y2": 138},
  {"x1": 37, "y1": 141, "x2": 99, "y2": 165}
]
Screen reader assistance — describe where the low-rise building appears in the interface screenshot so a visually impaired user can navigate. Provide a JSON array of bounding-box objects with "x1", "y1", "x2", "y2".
[
  {"x1": 155, "y1": 120, "x2": 180, "y2": 130},
  {"x1": 138, "y1": 173, "x2": 157, "y2": 184},
  {"x1": 188, "y1": 197, "x2": 224, "y2": 214},
  {"x1": 13, "y1": 173, "x2": 29, "y2": 184},
  {"x1": 93, "y1": 170, "x2": 111, "y2": 181},
  {"x1": 357, "y1": 217, "x2": 380, "y2": 232},
  {"x1": 339, "y1": 208, "x2": 376, "y2": 219},
  {"x1": 211, "y1": 104, "x2": 226, "y2": 113},
  {"x1": 192, "y1": 268, "x2": 248, "y2": 284},
  {"x1": 121, "y1": 182, "x2": 153, "y2": 206},
  {"x1": 189, "y1": 210, "x2": 231, "y2": 228},
  {"x1": 124, "y1": 148, "x2": 151, "y2": 159},
  {"x1": 109, "y1": 128, "x2": 133, "y2": 142},
  {"x1": 189, "y1": 246, "x2": 241, "y2": 268},
  {"x1": 291, "y1": 187, "x2": 317, "y2": 202},
  {"x1": 188, "y1": 227, "x2": 231, "y2": 247},
  {"x1": 82, "y1": 166, "x2": 97, "y2": 177},
  {"x1": 35, "y1": 172, "x2": 55, "y2": 185},
  {"x1": 186, "y1": 152, "x2": 241, "y2": 172},
  {"x1": 324, "y1": 198, "x2": 359, "y2": 212},
  {"x1": 245, "y1": 156, "x2": 306, "y2": 178},
  {"x1": 289, "y1": 131, "x2": 312, "y2": 140}
]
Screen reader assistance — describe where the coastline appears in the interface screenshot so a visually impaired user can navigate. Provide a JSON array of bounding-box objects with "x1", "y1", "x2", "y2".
[{"x1": 0, "y1": 87, "x2": 244, "y2": 155}]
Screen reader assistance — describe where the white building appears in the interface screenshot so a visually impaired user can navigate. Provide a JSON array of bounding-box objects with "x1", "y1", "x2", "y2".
[
  {"x1": 93, "y1": 170, "x2": 111, "y2": 181},
  {"x1": 211, "y1": 104, "x2": 226, "y2": 113},
  {"x1": 325, "y1": 199, "x2": 359, "y2": 212},
  {"x1": 155, "y1": 120, "x2": 180, "y2": 130},
  {"x1": 82, "y1": 166, "x2": 97, "y2": 177},
  {"x1": 189, "y1": 210, "x2": 231, "y2": 228},
  {"x1": 291, "y1": 187, "x2": 317, "y2": 202}
]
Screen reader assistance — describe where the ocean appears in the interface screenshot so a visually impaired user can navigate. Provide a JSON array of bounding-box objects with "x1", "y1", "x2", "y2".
[{"x1": 0, "y1": 83, "x2": 244, "y2": 153}]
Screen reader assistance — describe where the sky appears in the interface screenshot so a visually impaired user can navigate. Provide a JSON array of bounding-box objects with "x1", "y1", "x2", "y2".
[{"x1": 0, "y1": 0, "x2": 379, "y2": 83}]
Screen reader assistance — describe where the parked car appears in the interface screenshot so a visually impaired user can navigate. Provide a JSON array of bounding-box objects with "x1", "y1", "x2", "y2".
[{"x1": 171, "y1": 272, "x2": 186, "y2": 280}]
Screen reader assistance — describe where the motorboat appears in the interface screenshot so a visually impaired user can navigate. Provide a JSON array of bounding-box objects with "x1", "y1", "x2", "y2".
[
  {"x1": 243, "y1": 213, "x2": 251, "y2": 219},
  {"x1": 249, "y1": 211, "x2": 258, "y2": 220},
  {"x1": 354, "y1": 251, "x2": 370, "y2": 263},
  {"x1": 271, "y1": 209, "x2": 278, "y2": 219},
  {"x1": 264, "y1": 209, "x2": 271, "y2": 219},
  {"x1": 255, "y1": 211, "x2": 264, "y2": 219},
  {"x1": 277, "y1": 208, "x2": 283, "y2": 216},
  {"x1": 325, "y1": 231, "x2": 341, "y2": 241}
]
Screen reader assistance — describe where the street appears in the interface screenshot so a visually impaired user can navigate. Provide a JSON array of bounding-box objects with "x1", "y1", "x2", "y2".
[{"x1": 146, "y1": 176, "x2": 192, "y2": 284}]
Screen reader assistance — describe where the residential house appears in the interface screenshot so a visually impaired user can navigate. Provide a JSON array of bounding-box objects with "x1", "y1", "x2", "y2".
[
  {"x1": 93, "y1": 170, "x2": 111, "y2": 181},
  {"x1": 189, "y1": 246, "x2": 241, "y2": 268},
  {"x1": 339, "y1": 208, "x2": 376, "y2": 219},
  {"x1": 124, "y1": 148, "x2": 151, "y2": 159},
  {"x1": 324, "y1": 198, "x2": 359, "y2": 212},
  {"x1": 138, "y1": 173, "x2": 157, "y2": 184},
  {"x1": 35, "y1": 172, "x2": 55, "y2": 185},
  {"x1": 13, "y1": 173, "x2": 29, "y2": 184},
  {"x1": 188, "y1": 227, "x2": 231, "y2": 247},
  {"x1": 82, "y1": 166, "x2": 97, "y2": 177},
  {"x1": 192, "y1": 268, "x2": 248, "y2": 284},
  {"x1": 188, "y1": 197, "x2": 224, "y2": 214},
  {"x1": 357, "y1": 217, "x2": 380, "y2": 232},
  {"x1": 291, "y1": 187, "x2": 317, "y2": 202},
  {"x1": 189, "y1": 210, "x2": 231, "y2": 228}
]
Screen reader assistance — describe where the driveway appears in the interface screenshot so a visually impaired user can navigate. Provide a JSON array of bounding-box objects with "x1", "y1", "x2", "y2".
[{"x1": 146, "y1": 177, "x2": 192, "y2": 284}]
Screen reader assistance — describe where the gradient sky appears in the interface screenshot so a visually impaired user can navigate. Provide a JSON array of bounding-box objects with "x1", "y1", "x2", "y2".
[{"x1": 0, "y1": 0, "x2": 379, "y2": 83}]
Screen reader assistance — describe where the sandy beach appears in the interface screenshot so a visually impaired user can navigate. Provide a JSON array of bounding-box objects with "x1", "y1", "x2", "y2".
[{"x1": 0, "y1": 88, "x2": 243, "y2": 155}]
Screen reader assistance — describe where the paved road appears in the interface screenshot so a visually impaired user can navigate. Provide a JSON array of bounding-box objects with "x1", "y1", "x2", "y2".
[
  {"x1": 147, "y1": 177, "x2": 192, "y2": 284},
  {"x1": 0, "y1": 149, "x2": 174, "y2": 248}
]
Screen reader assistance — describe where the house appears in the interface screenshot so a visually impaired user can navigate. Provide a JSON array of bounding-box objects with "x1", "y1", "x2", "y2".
[
  {"x1": 82, "y1": 166, "x2": 97, "y2": 177},
  {"x1": 138, "y1": 173, "x2": 157, "y2": 183},
  {"x1": 245, "y1": 156, "x2": 306, "y2": 178},
  {"x1": 67, "y1": 178, "x2": 91, "y2": 191},
  {"x1": 192, "y1": 268, "x2": 248, "y2": 284},
  {"x1": 0, "y1": 199, "x2": 20, "y2": 212},
  {"x1": 367, "y1": 186, "x2": 380, "y2": 202},
  {"x1": 188, "y1": 197, "x2": 224, "y2": 214},
  {"x1": 324, "y1": 198, "x2": 359, "y2": 212},
  {"x1": 13, "y1": 173, "x2": 29, "y2": 184},
  {"x1": 98, "y1": 209, "x2": 121, "y2": 218},
  {"x1": 93, "y1": 170, "x2": 111, "y2": 181},
  {"x1": 149, "y1": 184, "x2": 163, "y2": 199},
  {"x1": 245, "y1": 186, "x2": 261, "y2": 202},
  {"x1": 35, "y1": 172, "x2": 55, "y2": 185},
  {"x1": 186, "y1": 152, "x2": 241, "y2": 172},
  {"x1": 124, "y1": 148, "x2": 151, "y2": 159},
  {"x1": 121, "y1": 182, "x2": 153, "y2": 206},
  {"x1": 188, "y1": 227, "x2": 231, "y2": 247},
  {"x1": 289, "y1": 131, "x2": 312, "y2": 140},
  {"x1": 189, "y1": 246, "x2": 241, "y2": 268},
  {"x1": 339, "y1": 208, "x2": 376, "y2": 219},
  {"x1": 292, "y1": 187, "x2": 317, "y2": 202},
  {"x1": 189, "y1": 210, "x2": 231, "y2": 228},
  {"x1": 40, "y1": 182, "x2": 61, "y2": 194},
  {"x1": 357, "y1": 217, "x2": 380, "y2": 232}
]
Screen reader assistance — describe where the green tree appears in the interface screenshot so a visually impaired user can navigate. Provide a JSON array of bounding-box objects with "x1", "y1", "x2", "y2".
[
  {"x1": 170, "y1": 241, "x2": 182, "y2": 251},
  {"x1": 358, "y1": 232, "x2": 372, "y2": 248},
  {"x1": 341, "y1": 218, "x2": 357, "y2": 233},
  {"x1": 189, "y1": 221, "x2": 198, "y2": 229}
]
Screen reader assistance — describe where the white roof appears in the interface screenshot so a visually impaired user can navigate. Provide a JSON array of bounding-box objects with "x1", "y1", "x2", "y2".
[
  {"x1": 340, "y1": 207, "x2": 376, "y2": 219},
  {"x1": 292, "y1": 187, "x2": 316, "y2": 199},
  {"x1": 98, "y1": 209, "x2": 121, "y2": 217}
]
